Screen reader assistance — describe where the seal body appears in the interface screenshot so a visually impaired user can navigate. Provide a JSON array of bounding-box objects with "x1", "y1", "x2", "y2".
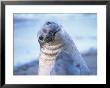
[{"x1": 38, "y1": 21, "x2": 90, "y2": 75}]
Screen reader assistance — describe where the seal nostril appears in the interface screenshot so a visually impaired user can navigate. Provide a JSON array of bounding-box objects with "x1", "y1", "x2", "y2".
[
  {"x1": 46, "y1": 22, "x2": 51, "y2": 25},
  {"x1": 39, "y1": 36, "x2": 43, "y2": 40}
]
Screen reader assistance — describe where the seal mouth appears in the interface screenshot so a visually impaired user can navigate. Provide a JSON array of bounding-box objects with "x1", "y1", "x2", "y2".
[
  {"x1": 45, "y1": 28, "x2": 60, "y2": 43},
  {"x1": 38, "y1": 29, "x2": 60, "y2": 43}
]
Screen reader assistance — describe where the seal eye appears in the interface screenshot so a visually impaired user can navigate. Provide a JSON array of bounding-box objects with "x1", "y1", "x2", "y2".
[{"x1": 39, "y1": 36, "x2": 43, "y2": 41}]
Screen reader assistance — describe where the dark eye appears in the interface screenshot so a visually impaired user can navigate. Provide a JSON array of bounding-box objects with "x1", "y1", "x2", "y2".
[
  {"x1": 39, "y1": 35, "x2": 43, "y2": 40},
  {"x1": 43, "y1": 29, "x2": 47, "y2": 33}
]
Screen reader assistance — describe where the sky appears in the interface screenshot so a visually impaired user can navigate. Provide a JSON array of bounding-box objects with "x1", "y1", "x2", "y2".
[{"x1": 14, "y1": 13, "x2": 97, "y2": 67}]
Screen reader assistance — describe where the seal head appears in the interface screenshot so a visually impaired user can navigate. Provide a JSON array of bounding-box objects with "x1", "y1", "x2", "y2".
[{"x1": 38, "y1": 21, "x2": 61, "y2": 45}]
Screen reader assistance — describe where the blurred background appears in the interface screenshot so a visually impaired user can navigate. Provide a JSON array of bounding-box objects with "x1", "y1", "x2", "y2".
[{"x1": 13, "y1": 13, "x2": 97, "y2": 75}]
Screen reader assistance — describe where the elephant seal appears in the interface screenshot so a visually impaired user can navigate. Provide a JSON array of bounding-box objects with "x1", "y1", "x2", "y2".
[{"x1": 37, "y1": 21, "x2": 90, "y2": 75}]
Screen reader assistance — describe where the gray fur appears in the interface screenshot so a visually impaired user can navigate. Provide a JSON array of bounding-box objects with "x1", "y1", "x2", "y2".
[{"x1": 50, "y1": 51, "x2": 80, "y2": 75}]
